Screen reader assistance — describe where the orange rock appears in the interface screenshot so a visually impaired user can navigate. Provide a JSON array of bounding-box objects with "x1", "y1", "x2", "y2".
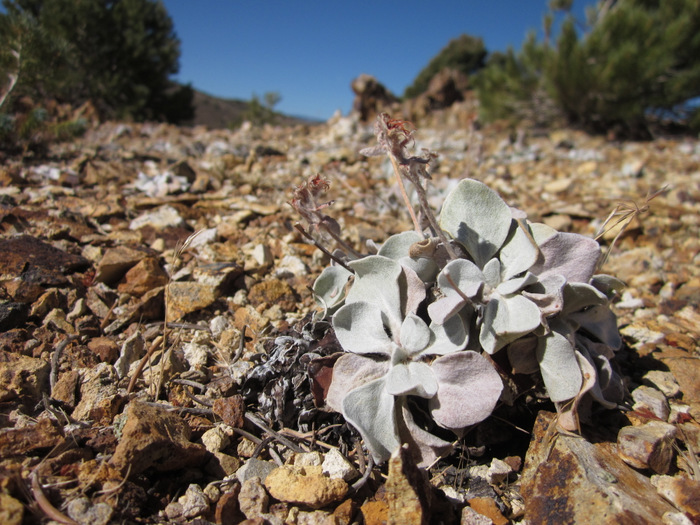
[
  {"x1": 467, "y1": 497, "x2": 508, "y2": 525},
  {"x1": 360, "y1": 500, "x2": 389, "y2": 525}
]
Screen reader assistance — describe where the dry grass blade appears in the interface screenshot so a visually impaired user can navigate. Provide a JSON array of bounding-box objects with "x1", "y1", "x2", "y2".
[
  {"x1": 30, "y1": 472, "x2": 78, "y2": 525},
  {"x1": 595, "y1": 185, "x2": 668, "y2": 270}
]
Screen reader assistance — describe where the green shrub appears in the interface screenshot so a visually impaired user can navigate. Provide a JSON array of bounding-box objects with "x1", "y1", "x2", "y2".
[
  {"x1": 404, "y1": 34, "x2": 486, "y2": 99},
  {"x1": 475, "y1": 0, "x2": 700, "y2": 135},
  {"x1": 0, "y1": 0, "x2": 192, "y2": 122}
]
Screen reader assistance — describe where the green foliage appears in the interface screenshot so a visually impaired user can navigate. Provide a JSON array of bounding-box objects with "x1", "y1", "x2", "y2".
[
  {"x1": 552, "y1": 0, "x2": 700, "y2": 134},
  {"x1": 475, "y1": 0, "x2": 700, "y2": 135},
  {"x1": 235, "y1": 91, "x2": 282, "y2": 127},
  {"x1": 0, "y1": 0, "x2": 192, "y2": 122},
  {"x1": 404, "y1": 34, "x2": 486, "y2": 99},
  {"x1": 473, "y1": 33, "x2": 561, "y2": 127}
]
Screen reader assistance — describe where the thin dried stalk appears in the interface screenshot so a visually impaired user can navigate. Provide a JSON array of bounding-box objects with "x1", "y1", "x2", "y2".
[{"x1": 595, "y1": 186, "x2": 668, "y2": 270}]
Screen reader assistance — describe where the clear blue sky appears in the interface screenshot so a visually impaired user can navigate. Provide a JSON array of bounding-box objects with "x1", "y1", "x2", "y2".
[{"x1": 162, "y1": 1, "x2": 597, "y2": 121}]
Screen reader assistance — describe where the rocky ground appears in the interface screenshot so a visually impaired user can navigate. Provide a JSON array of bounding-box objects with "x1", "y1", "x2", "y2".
[{"x1": 0, "y1": 110, "x2": 699, "y2": 524}]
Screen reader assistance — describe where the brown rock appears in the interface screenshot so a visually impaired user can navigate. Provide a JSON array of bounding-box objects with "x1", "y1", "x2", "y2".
[
  {"x1": 461, "y1": 505, "x2": 495, "y2": 525},
  {"x1": 239, "y1": 476, "x2": 269, "y2": 520},
  {"x1": 361, "y1": 500, "x2": 389, "y2": 525},
  {"x1": 264, "y1": 465, "x2": 348, "y2": 510},
  {"x1": 466, "y1": 497, "x2": 507, "y2": 525},
  {"x1": 631, "y1": 385, "x2": 670, "y2": 421},
  {"x1": 166, "y1": 281, "x2": 219, "y2": 322},
  {"x1": 521, "y1": 411, "x2": 677, "y2": 524},
  {"x1": 385, "y1": 444, "x2": 430, "y2": 524},
  {"x1": 247, "y1": 278, "x2": 298, "y2": 311},
  {"x1": 0, "y1": 351, "x2": 50, "y2": 402},
  {"x1": 652, "y1": 475, "x2": 700, "y2": 519},
  {"x1": 87, "y1": 336, "x2": 120, "y2": 363},
  {"x1": 0, "y1": 418, "x2": 63, "y2": 457},
  {"x1": 93, "y1": 245, "x2": 150, "y2": 284},
  {"x1": 51, "y1": 369, "x2": 80, "y2": 409},
  {"x1": 110, "y1": 401, "x2": 208, "y2": 476},
  {"x1": 0, "y1": 493, "x2": 23, "y2": 525},
  {"x1": 333, "y1": 498, "x2": 357, "y2": 525},
  {"x1": 212, "y1": 395, "x2": 245, "y2": 428},
  {"x1": 117, "y1": 257, "x2": 169, "y2": 296},
  {"x1": 71, "y1": 362, "x2": 123, "y2": 424},
  {"x1": 0, "y1": 235, "x2": 89, "y2": 285},
  {"x1": 215, "y1": 484, "x2": 245, "y2": 525},
  {"x1": 617, "y1": 421, "x2": 677, "y2": 474}
]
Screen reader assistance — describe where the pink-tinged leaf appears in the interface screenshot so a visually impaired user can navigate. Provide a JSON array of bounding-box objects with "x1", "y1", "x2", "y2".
[
  {"x1": 429, "y1": 351, "x2": 503, "y2": 430},
  {"x1": 325, "y1": 353, "x2": 388, "y2": 413},
  {"x1": 530, "y1": 232, "x2": 601, "y2": 283}
]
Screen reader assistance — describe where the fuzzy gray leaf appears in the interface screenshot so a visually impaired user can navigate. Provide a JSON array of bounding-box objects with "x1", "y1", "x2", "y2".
[
  {"x1": 385, "y1": 361, "x2": 437, "y2": 398},
  {"x1": 530, "y1": 231, "x2": 601, "y2": 283},
  {"x1": 439, "y1": 178, "x2": 513, "y2": 268},
  {"x1": 429, "y1": 351, "x2": 503, "y2": 429},
  {"x1": 499, "y1": 220, "x2": 540, "y2": 280},
  {"x1": 333, "y1": 302, "x2": 393, "y2": 355},
  {"x1": 342, "y1": 377, "x2": 399, "y2": 464},
  {"x1": 313, "y1": 265, "x2": 353, "y2": 315},
  {"x1": 480, "y1": 294, "x2": 542, "y2": 354},
  {"x1": 346, "y1": 255, "x2": 403, "y2": 331},
  {"x1": 536, "y1": 322, "x2": 583, "y2": 402},
  {"x1": 379, "y1": 231, "x2": 439, "y2": 282},
  {"x1": 325, "y1": 353, "x2": 389, "y2": 413}
]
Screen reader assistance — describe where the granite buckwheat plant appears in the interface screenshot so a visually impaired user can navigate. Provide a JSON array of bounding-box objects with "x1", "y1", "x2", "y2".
[{"x1": 293, "y1": 113, "x2": 625, "y2": 467}]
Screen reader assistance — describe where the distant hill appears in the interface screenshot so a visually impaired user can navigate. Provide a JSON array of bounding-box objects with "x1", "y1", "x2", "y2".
[{"x1": 184, "y1": 89, "x2": 321, "y2": 129}]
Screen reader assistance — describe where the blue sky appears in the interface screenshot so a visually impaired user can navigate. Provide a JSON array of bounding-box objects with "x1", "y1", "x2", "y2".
[{"x1": 163, "y1": 1, "x2": 597, "y2": 120}]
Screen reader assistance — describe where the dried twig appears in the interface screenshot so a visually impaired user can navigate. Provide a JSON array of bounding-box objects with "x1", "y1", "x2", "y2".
[
  {"x1": 50, "y1": 335, "x2": 78, "y2": 392},
  {"x1": 30, "y1": 472, "x2": 78, "y2": 525},
  {"x1": 244, "y1": 413, "x2": 303, "y2": 453}
]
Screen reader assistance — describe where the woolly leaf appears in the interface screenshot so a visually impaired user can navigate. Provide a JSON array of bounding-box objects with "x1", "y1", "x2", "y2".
[
  {"x1": 439, "y1": 178, "x2": 513, "y2": 268},
  {"x1": 499, "y1": 220, "x2": 540, "y2": 280},
  {"x1": 480, "y1": 294, "x2": 541, "y2": 354},
  {"x1": 530, "y1": 231, "x2": 601, "y2": 283},
  {"x1": 429, "y1": 351, "x2": 503, "y2": 429},
  {"x1": 333, "y1": 302, "x2": 393, "y2": 355},
  {"x1": 313, "y1": 265, "x2": 353, "y2": 315},
  {"x1": 399, "y1": 314, "x2": 431, "y2": 355},
  {"x1": 342, "y1": 377, "x2": 399, "y2": 464},
  {"x1": 536, "y1": 322, "x2": 583, "y2": 402},
  {"x1": 346, "y1": 255, "x2": 403, "y2": 330},
  {"x1": 325, "y1": 353, "x2": 389, "y2": 413},
  {"x1": 385, "y1": 361, "x2": 437, "y2": 398},
  {"x1": 379, "y1": 231, "x2": 439, "y2": 282}
]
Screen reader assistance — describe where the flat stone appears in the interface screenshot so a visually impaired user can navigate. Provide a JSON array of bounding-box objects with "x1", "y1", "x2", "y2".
[
  {"x1": 617, "y1": 421, "x2": 678, "y2": 474},
  {"x1": 93, "y1": 245, "x2": 150, "y2": 284},
  {"x1": 0, "y1": 235, "x2": 88, "y2": 285},
  {"x1": 521, "y1": 411, "x2": 677, "y2": 524},
  {"x1": 129, "y1": 204, "x2": 185, "y2": 230},
  {"x1": 632, "y1": 385, "x2": 671, "y2": 421},
  {"x1": 236, "y1": 458, "x2": 278, "y2": 484},
  {"x1": 117, "y1": 256, "x2": 169, "y2": 296},
  {"x1": 166, "y1": 281, "x2": 219, "y2": 322},
  {"x1": 110, "y1": 401, "x2": 208, "y2": 476},
  {"x1": 466, "y1": 497, "x2": 507, "y2": 525},
  {"x1": 239, "y1": 476, "x2": 269, "y2": 520},
  {"x1": 212, "y1": 395, "x2": 245, "y2": 428},
  {"x1": 651, "y1": 475, "x2": 700, "y2": 519},
  {"x1": 643, "y1": 370, "x2": 681, "y2": 398},
  {"x1": 0, "y1": 352, "x2": 49, "y2": 403},
  {"x1": 0, "y1": 418, "x2": 63, "y2": 457},
  {"x1": 264, "y1": 465, "x2": 348, "y2": 510},
  {"x1": 71, "y1": 362, "x2": 122, "y2": 424}
]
